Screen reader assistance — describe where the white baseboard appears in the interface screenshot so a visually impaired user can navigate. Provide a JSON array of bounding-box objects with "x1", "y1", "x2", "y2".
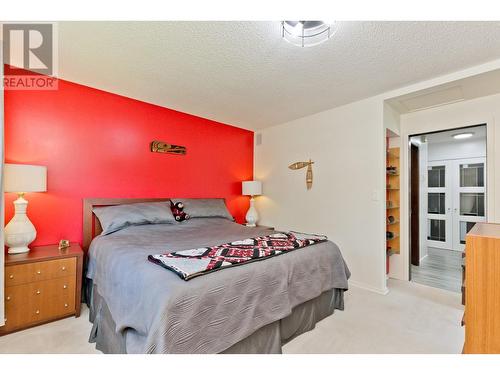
[{"x1": 349, "y1": 279, "x2": 389, "y2": 295}]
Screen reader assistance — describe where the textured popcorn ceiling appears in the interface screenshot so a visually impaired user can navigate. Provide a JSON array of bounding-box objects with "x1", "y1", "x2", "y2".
[{"x1": 57, "y1": 21, "x2": 500, "y2": 130}]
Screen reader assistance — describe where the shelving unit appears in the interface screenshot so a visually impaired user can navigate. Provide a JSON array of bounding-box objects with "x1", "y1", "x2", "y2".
[{"x1": 386, "y1": 147, "x2": 400, "y2": 260}]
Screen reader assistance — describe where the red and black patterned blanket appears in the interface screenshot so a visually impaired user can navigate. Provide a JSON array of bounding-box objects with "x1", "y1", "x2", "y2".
[{"x1": 148, "y1": 231, "x2": 328, "y2": 280}]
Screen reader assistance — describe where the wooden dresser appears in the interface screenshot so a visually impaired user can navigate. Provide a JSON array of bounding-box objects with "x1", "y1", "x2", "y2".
[
  {"x1": 1, "y1": 243, "x2": 83, "y2": 335},
  {"x1": 463, "y1": 223, "x2": 500, "y2": 353}
]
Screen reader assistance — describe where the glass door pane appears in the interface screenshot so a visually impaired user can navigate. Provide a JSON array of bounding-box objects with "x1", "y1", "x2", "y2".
[
  {"x1": 428, "y1": 165, "x2": 445, "y2": 188},
  {"x1": 460, "y1": 163, "x2": 484, "y2": 187},
  {"x1": 460, "y1": 221, "x2": 477, "y2": 245},
  {"x1": 428, "y1": 219, "x2": 446, "y2": 242},
  {"x1": 428, "y1": 193, "x2": 445, "y2": 214},
  {"x1": 460, "y1": 193, "x2": 485, "y2": 216}
]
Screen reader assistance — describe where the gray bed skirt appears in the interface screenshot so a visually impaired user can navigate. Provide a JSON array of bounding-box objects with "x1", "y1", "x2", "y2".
[{"x1": 87, "y1": 280, "x2": 344, "y2": 354}]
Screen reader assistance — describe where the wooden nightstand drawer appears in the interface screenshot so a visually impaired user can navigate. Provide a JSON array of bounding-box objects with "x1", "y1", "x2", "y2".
[
  {"x1": 4, "y1": 289, "x2": 76, "y2": 331},
  {"x1": 0, "y1": 243, "x2": 83, "y2": 335},
  {"x1": 5, "y1": 276, "x2": 76, "y2": 307},
  {"x1": 5, "y1": 257, "x2": 76, "y2": 287}
]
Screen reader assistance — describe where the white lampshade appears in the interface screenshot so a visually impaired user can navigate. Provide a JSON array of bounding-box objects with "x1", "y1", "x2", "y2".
[
  {"x1": 4, "y1": 164, "x2": 47, "y2": 193},
  {"x1": 242, "y1": 180, "x2": 262, "y2": 196}
]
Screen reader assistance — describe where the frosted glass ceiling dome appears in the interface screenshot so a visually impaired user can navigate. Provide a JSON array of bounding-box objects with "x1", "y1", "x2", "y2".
[{"x1": 281, "y1": 21, "x2": 336, "y2": 47}]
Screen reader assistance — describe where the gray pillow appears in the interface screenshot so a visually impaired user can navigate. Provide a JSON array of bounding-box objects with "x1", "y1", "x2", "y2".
[
  {"x1": 171, "y1": 198, "x2": 234, "y2": 221},
  {"x1": 93, "y1": 201, "x2": 176, "y2": 235}
]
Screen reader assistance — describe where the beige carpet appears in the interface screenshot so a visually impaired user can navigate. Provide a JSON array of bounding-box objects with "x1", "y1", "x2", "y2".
[{"x1": 0, "y1": 279, "x2": 464, "y2": 354}]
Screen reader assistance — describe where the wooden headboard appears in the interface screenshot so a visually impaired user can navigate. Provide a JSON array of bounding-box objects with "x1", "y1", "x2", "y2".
[{"x1": 82, "y1": 197, "x2": 170, "y2": 251}]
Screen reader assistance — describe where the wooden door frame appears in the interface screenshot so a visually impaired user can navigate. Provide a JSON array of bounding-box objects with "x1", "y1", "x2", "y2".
[{"x1": 410, "y1": 143, "x2": 420, "y2": 267}]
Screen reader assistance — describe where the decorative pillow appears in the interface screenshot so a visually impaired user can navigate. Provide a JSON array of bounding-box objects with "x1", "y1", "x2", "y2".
[
  {"x1": 170, "y1": 200, "x2": 190, "y2": 222},
  {"x1": 93, "y1": 201, "x2": 176, "y2": 235},
  {"x1": 170, "y1": 198, "x2": 234, "y2": 221}
]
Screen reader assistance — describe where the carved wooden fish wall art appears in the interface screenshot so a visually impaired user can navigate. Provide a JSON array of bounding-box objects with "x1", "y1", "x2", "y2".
[
  {"x1": 150, "y1": 140, "x2": 186, "y2": 155},
  {"x1": 288, "y1": 159, "x2": 314, "y2": 190}
]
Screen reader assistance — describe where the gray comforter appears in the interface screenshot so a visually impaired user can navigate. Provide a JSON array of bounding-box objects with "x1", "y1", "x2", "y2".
[{"x1": 87, "y1": 218, "x2": 350, "y2": 353}]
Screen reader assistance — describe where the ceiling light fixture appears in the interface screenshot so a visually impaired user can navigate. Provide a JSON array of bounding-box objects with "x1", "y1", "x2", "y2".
[
  {"x1": 281, "y1": 21, "x2": 335, "y2": 47},
  {"x1": 453, "y1": 132, "x2": 474, "y2": 140}
]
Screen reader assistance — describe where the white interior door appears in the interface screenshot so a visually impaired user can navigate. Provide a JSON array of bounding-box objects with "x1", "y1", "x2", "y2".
[
  {"x1": 426, "y1": 158, "x2": 486, "y2": 252},
  {"x1": 427, "y1": 161, "x2": 453, "y2": 250},
  {"x1": 452, "y1": 158, "x2": 487, "y2": 251}
]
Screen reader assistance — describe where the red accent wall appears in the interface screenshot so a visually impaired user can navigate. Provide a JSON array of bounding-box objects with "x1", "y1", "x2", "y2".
[{"x1": 4, "y1": 74, "x2": 254, "y2": 246}]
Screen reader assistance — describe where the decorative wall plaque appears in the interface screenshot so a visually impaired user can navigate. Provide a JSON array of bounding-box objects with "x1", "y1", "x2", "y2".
[
  {"x1": 288, "y1": 159, "x2": 314, "y2": 190},
  {"x1": 150, "y1": 140, "x2": 186, "y2": 155}
]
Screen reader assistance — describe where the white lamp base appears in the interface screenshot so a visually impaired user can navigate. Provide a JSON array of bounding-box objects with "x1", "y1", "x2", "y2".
[
  {"x1": 245, "y1": 196, "x2": 259, "y2": 227},
  {"x1": 7, "y1": 245, "x2": 31, "y2": 254},
  {"x1": 4, "y1": 194, "x2": 37, "y2": 254}
]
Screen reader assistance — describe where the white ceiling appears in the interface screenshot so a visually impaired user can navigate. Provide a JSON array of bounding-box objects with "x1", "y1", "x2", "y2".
[
  {"x1": 55, "y1": 21, "x2": 500, "y2": 130},
  {"x1": 387, "y1": 68, "x2": 500, "y2": 113},
  {"x1": 411, "y1": 125, "x2": 486, "y2": 144}
]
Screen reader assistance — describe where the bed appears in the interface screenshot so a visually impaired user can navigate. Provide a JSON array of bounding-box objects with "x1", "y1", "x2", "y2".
[{"x1": 83, "y1": 198, "x2": 350, "y2": 354}]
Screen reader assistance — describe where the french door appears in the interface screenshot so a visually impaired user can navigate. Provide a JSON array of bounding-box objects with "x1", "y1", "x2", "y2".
[
  {"x1": 427, "y1": 157, "x2": 486, "y2": 252},
  {"x1": 453, "y1": 159, "x2": 486, "y2": 251},
  {"x1": 427, "y1": 162, "x2": 452, "y2": 249}
]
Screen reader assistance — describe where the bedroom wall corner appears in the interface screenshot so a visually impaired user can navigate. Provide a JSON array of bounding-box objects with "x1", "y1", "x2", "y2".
[{"x1": 255, "y1": 97, "x2": 388, "y2": 294}]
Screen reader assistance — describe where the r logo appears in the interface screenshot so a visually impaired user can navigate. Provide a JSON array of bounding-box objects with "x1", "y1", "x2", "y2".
[
  {"x1": 3, "y1": 23, "x2": 54, "y2": 75},
  {"x1": 3, "y1": 23, "x2": 58, "y2": 90}
]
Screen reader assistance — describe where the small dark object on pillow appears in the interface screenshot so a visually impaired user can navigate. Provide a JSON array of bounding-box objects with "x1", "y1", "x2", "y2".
[{"x1": 170, "y1": 200, "x2": 190, "y2": 222}]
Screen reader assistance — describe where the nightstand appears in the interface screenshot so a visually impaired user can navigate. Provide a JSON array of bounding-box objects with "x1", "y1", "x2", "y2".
[{"x1": 1, "y1": 243, "x2": 83, "y2": 335}]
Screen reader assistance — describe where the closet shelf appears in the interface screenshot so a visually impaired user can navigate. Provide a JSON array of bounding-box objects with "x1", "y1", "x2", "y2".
[{"x1": 386, "y1": 146, "x2": 400, "y2": 260}]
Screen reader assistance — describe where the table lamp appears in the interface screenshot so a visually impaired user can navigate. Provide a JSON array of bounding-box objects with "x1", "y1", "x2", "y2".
[
  {"x1": 4, "y1": 164, "x2": 47, "y2": 254},
  {"x1": 242, "y1": 180, "x2": 262, "y2": 227}
]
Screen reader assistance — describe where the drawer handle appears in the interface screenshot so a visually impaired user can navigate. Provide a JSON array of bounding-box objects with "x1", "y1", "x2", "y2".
[
  {"x1": 9, "y1": 275, "x2": 14, "y2": 279},
  {"x1": 61, "y1": 266, "x2": 66, "y2": 271},
  {"x1": 64, "y1": 303, "x2": 69, "y2": 308},
  {"x1": 6, "y1": 296, "x2": 11, "y2": 301},
  {"x1": 63, "y1": 285, "x2": 68, "y2": 289},
  {"x1": 36, "y1": 270, "x2": 42, "y2": 275},
  {"x1": 36, "y1": 290, "x2": 41, "y2": 295},
  {"x1": 35, "y1": 310, "x2": 40, "y2": 315}
]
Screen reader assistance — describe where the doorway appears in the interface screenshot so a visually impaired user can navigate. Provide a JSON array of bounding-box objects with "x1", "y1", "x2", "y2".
[{"x1": 409, "y1": 124, "x2": 487, "y2": 292}]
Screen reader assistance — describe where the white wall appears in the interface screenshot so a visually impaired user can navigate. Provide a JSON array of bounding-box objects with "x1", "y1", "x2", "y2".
[
  {"x1": 427, "y1": 138, "x2": 486, "y2": 161},
  {"x1": 254, "y1": 59, "x2": 500, "y2": 291},
  {"x1": 255, "y1": 97, "x2": 388, "y2": 294},
  {"x1": 384, "y1": 102, "x2": 401, "y2": 136},
  {"x1": 395, "y1": 93, "x2": 500, "y2": 280}
]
